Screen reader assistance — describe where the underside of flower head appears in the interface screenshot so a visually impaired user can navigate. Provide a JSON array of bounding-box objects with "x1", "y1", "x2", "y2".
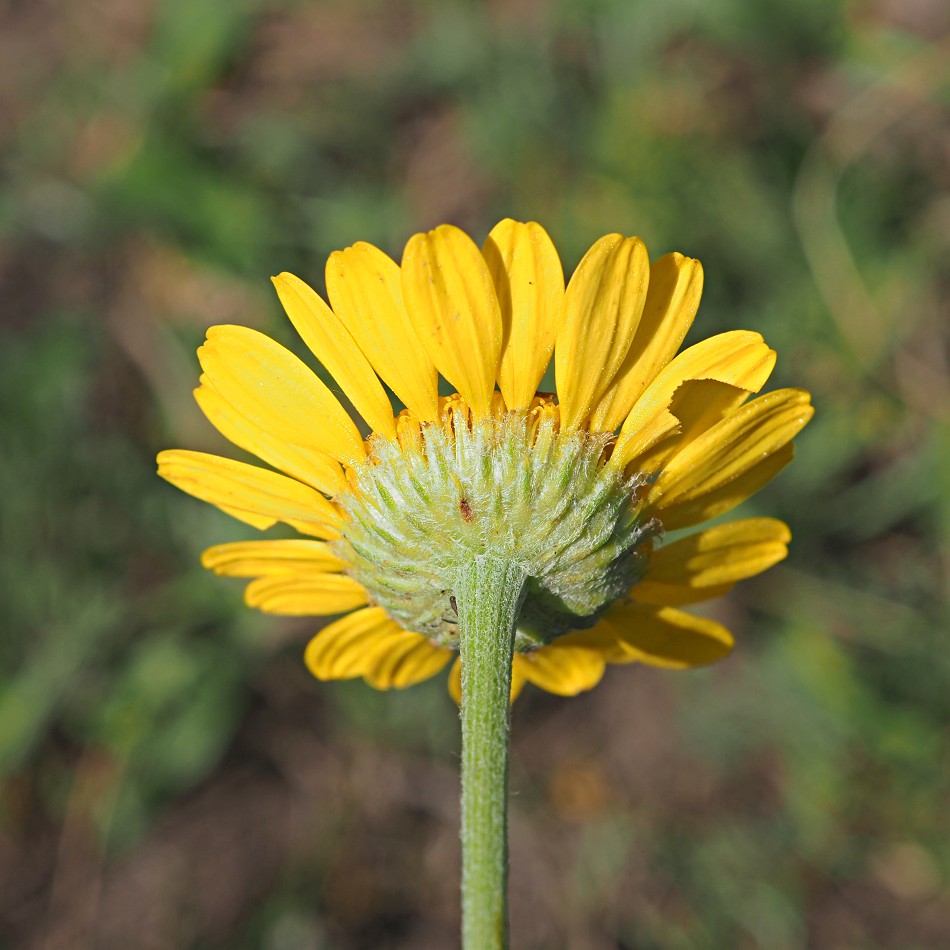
[
  {"x1": 338, "y1": 394, "x2": 659, "y2": 651},
  {"x1": 157, "y1": 218, "x2": 813, "y2": 700}
]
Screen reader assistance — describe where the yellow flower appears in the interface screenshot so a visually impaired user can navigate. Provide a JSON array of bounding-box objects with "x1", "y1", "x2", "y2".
[{"x1": 158, "y1": 220, "x2": 812, "y2": 701}]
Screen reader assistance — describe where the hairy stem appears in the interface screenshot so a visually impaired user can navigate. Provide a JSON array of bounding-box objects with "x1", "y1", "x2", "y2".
[{"x1": 455, "y1": 555, "x2": 528, "y2": 950}]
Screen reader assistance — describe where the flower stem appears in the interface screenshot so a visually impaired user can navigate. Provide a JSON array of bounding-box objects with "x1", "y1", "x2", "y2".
[{"x1": 455, "y1": 555, "x2": 528, "y2": 950}]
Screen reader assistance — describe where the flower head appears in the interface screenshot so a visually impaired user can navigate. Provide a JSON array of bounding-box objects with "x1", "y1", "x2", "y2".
[{"x1": 158, "y1": 220, "x2": 812, "y2": 700}]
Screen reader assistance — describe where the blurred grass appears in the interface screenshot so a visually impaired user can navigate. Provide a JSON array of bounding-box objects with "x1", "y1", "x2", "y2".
[{"x1": 1, "y1": 0, "x2": 949, "y2": 947}]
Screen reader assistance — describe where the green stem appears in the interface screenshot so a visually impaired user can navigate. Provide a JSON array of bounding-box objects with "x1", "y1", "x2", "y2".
[{"x1": 455, "y1": 555, "x2": 527, "y2": 950}]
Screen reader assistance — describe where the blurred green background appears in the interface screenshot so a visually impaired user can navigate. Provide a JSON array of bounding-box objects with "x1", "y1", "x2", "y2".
[{"x1": 2, "y1": 0, "x2": 949, "y2": 947}]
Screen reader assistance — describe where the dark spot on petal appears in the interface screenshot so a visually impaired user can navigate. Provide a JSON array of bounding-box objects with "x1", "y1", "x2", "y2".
[{"x1": 460, "y1": 498, "x2": 473, "y2": 522}]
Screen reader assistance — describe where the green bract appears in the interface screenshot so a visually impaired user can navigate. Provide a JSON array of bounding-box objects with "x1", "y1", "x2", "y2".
[{"x1": 334, "y1": 405, "x2": 660, "y2": 650}]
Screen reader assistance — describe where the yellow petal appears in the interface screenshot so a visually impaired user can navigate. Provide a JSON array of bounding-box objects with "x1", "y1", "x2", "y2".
[
  {"x1": 590, "y1": 253, "x2": 703, "y2": 432},
  {"x1": 245, "y1": 573, "x2": 368, "y2": 615},
  {"x1": 214, "y1": 505, "x2": 276, "y2": 530},
  {"x1": 591, "y1": 602, "x2": 734, "y2": 668},
  {"x1": 448, "y1": 656, "x2": 526, "y2": 704},
  {"x1": 516, "y1": 643, "x2": 606, "y2": 696},
  {"x1": 362, "y1": 632, "x2": 453, "y2": 689},
  {"x1": 667, "y1": 378, "x2": 751, "y2": 440},
  {"x1": 647, "y1": 388, "x2": 813, "y2": 516},
  {"x1": 657, "y1": 442, "x2": 796, "y2": 530},
  {"x1": 304, "y1": 606, "x2": 398, "y2": 680},
  {"x1": 285, "y1": 519, "x2": 341, "y2": 540},
  {"x1": 271, "y1": 272, "x2": 396, "y2": 439},
  {"x1": 197, "y1": 325, "x2": 365, "y2": 465},
  {"x1": 482, "y1": 219, "x2": 564, "y2": 410},
  {"x1": 633, "y1": 518, "x2": 791, "y2": 605},
  {"x1": 632, "y1": 581, "x2": 735, "y2": 607},
  {"x1": 628, "y1": 378, "x2": 753, "y2": 474},
  {"x1": 325, "y1": 242, "x2": 439, "y2": 421},
  {"x1": 401, "y1": 224, "x2": 503, "y2": 418},
  {"x1": 621, "y1": 330, "x2": 776, "y2": 441},
  {"x1": 201, "y1": 539, "x2": 346, "y2": 577},
  {"x1": 448, "y1": 657, "x2": 462, "y2": 704},
  {"x1": 609, "y1": 408, "x2": 680, "y2": 473},
  {"x1": 157, "y1": 449, "x2": 342, "y2": 538},
  {"x1": 194, "y1": 380, "x2": 348, "y2": 496},
  {"x1": 508, "y1": 659, "x2": 528, "y2": 702},
  {"x1": 555, "y1": 234, "x2": 650, "y2": 430}
]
